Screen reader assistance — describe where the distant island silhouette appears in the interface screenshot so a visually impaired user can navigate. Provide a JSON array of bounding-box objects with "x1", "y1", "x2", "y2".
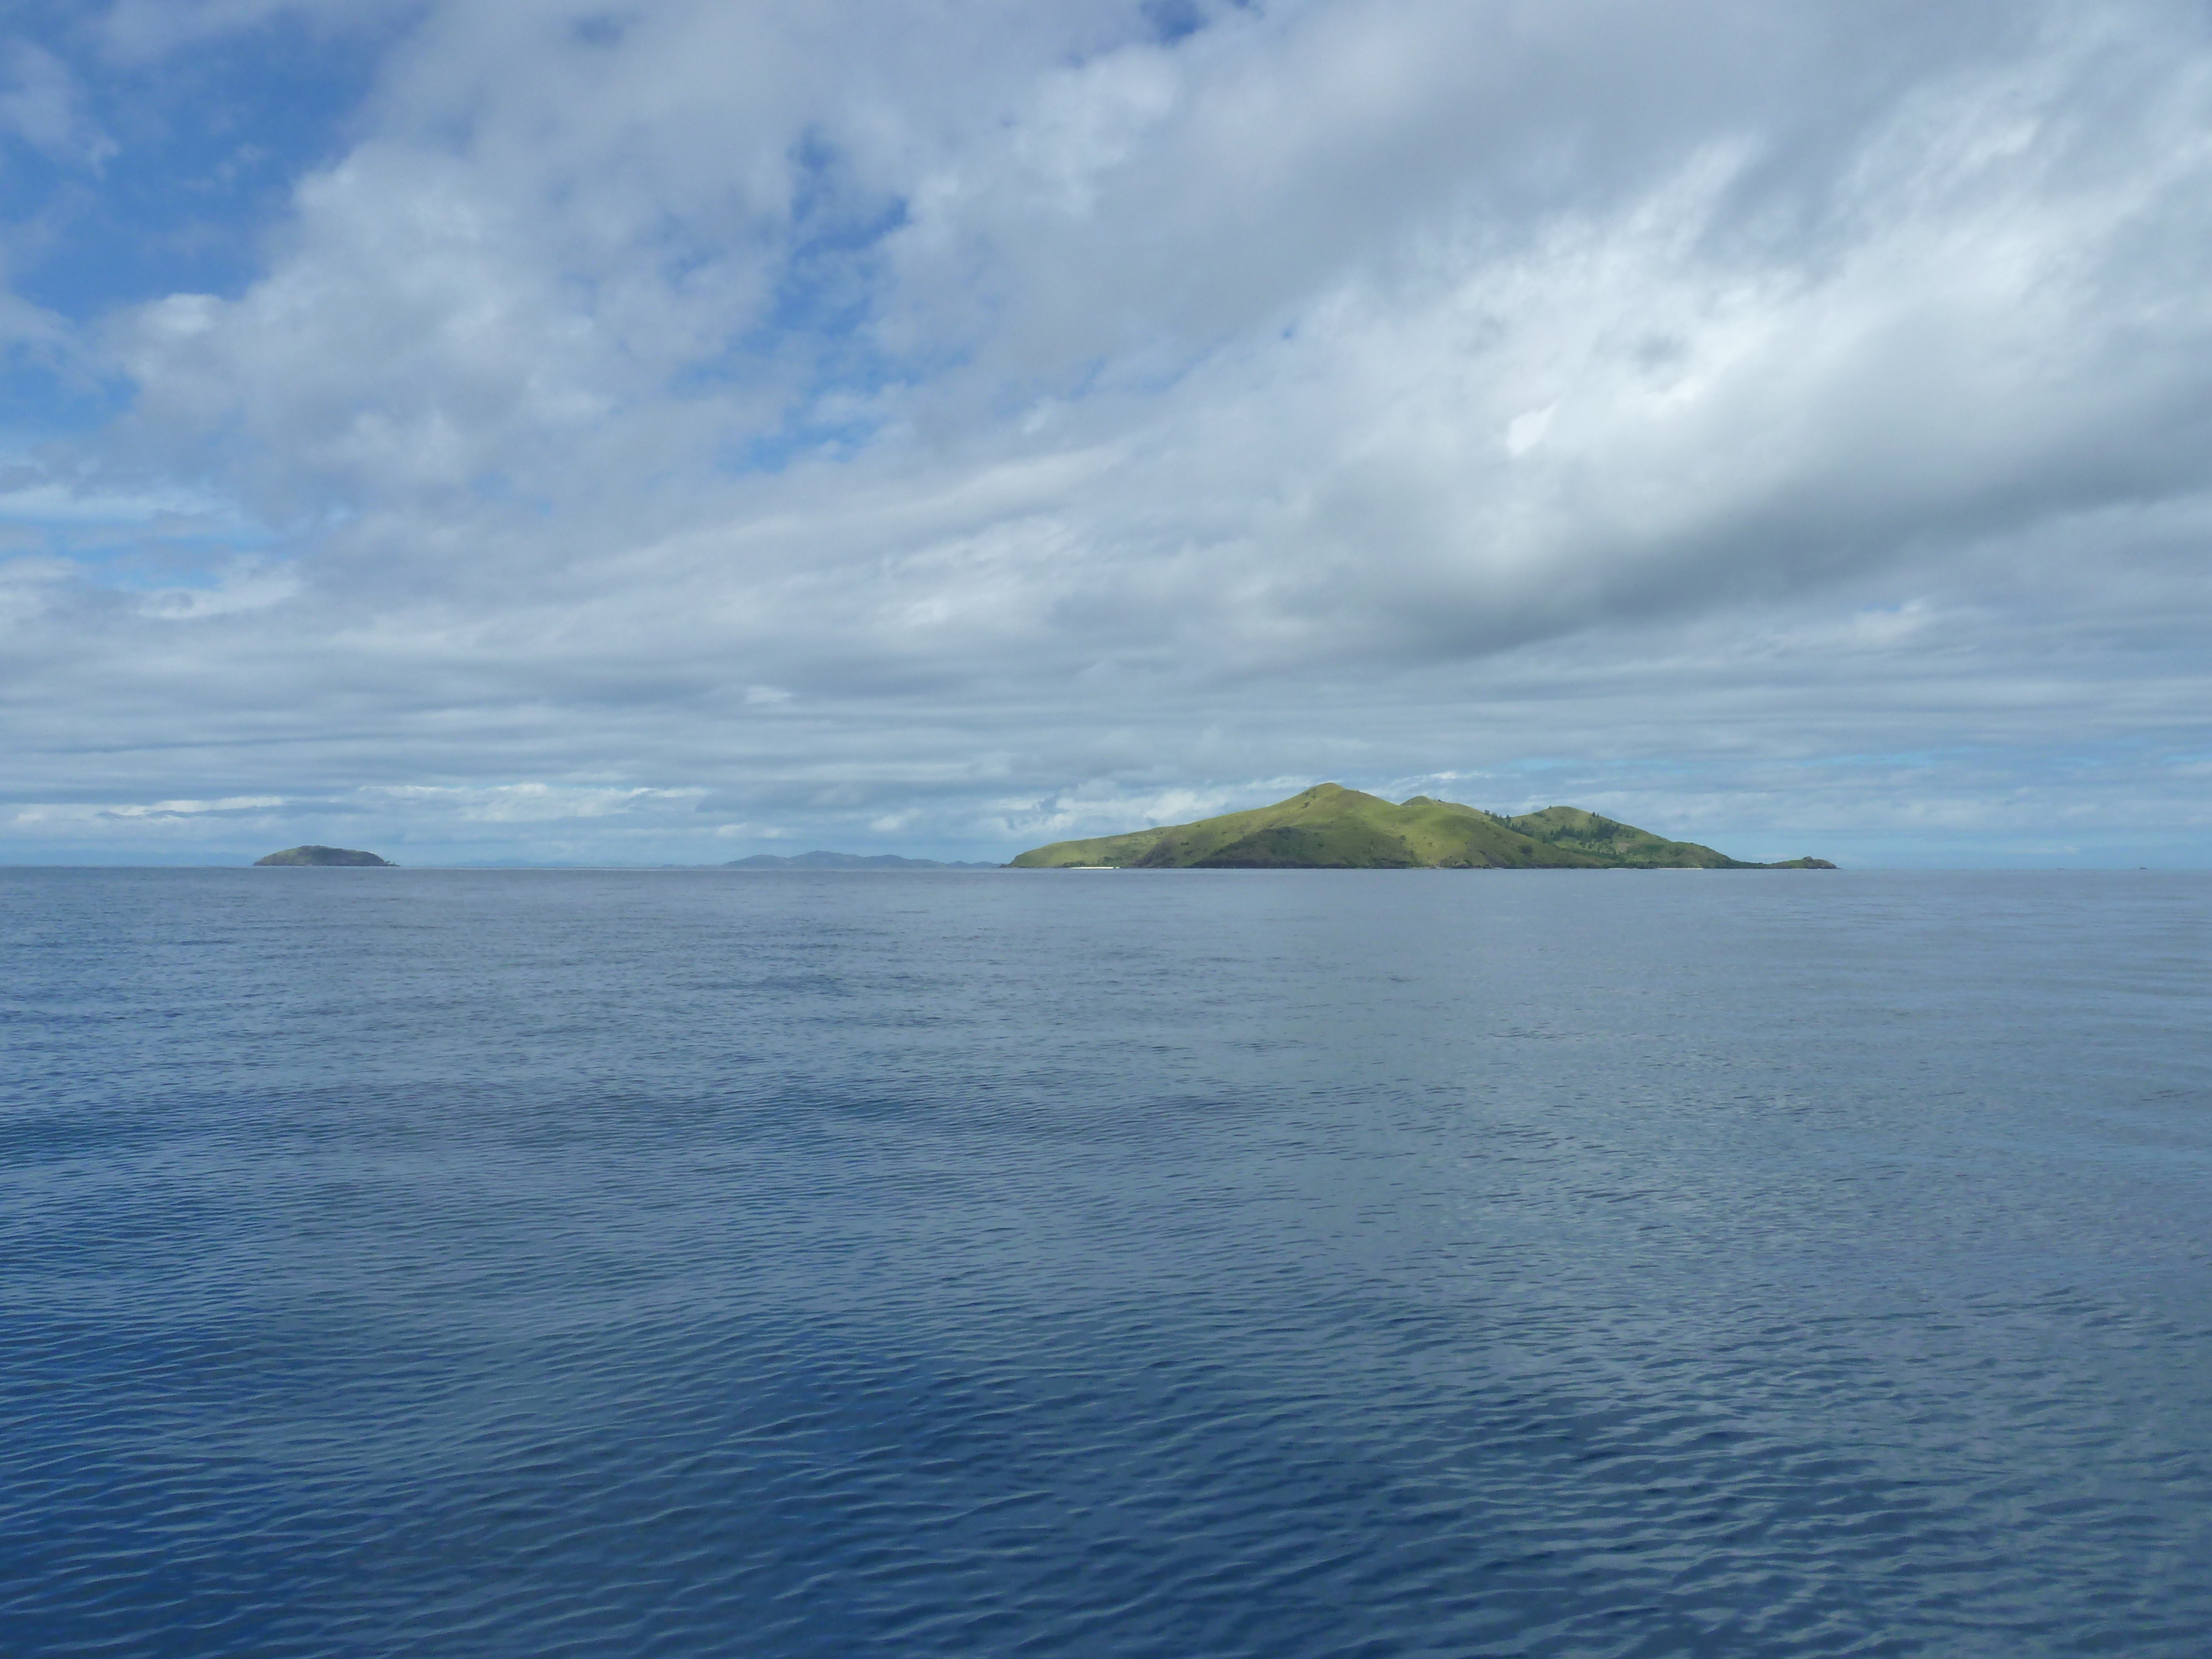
[
  {"x1": 1010, "y1": 784, "x2": 1835, "y2": 869},
  {"x1": 725, "y1": 852, "x2": 999, "y2": 870},
  {"x1": 254, "y1": 846, "x2": 395, "y2": 867}
]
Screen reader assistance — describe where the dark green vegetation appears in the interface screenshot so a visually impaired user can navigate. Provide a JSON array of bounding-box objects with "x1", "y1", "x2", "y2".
[
  {"x1": 254, "y1": 846, "x2": 395, "y2": 867},
  {"x1": 1010, "y1": 785, "x2": 1836, "y2": 870},
  {"x1": 726, "y1": 852, "x2": 999, "y2": 870}
]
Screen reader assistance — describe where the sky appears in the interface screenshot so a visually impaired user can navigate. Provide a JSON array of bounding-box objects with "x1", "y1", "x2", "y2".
[{"x1": 4, "y1": 0, "x2": 2212, "y2": 867}]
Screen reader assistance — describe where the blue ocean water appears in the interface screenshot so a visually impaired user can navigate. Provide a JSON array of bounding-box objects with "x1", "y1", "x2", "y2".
[{"x1": 3, "y1": 867, "x2": 2210, "y2": 1658}]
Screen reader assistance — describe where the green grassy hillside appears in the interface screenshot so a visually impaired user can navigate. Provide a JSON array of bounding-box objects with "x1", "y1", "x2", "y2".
[
  {"x1": 1499, "y1": 806, "x2": 1743, "y2": 868},
  {"x1": 1009, "y1": 785, "x2": 1833, "y2": 869}
]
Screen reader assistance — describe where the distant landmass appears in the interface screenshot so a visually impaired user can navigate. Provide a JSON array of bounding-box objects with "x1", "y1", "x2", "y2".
[
  {"x1": 1009, "y1": 784, "x2": 1835, "y2": 869},
  {"x1": 254, "y1": 846, "x2": 395, "y2": 867},
  {"x1": 724, "y1": 852, "x2": 1001, "y2": 870}
]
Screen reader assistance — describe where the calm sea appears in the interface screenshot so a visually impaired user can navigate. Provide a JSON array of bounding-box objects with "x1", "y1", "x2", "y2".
[{"x1": 4, "y1": 868, "x2": 2210, "y2": 1657}]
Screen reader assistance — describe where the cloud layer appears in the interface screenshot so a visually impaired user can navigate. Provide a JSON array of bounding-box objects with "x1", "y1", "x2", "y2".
[{"x1": 4, "y1": 0, "x2": 2211, "y2": 864}]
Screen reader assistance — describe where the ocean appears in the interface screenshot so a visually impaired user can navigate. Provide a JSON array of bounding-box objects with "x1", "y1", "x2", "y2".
[{"x1": 4, "y1": 867, "x2": 2209, "y2": 1657}]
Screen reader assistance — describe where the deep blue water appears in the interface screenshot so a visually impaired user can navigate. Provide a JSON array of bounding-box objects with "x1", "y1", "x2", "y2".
[{"x1": 4, "y1": 868, "x2": 2210, "y2": 1658}]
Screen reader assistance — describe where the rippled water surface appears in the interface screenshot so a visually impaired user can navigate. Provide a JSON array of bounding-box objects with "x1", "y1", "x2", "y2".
[{"x1": 5, "y1": 868, "x2": 2211, "y2": 1657}]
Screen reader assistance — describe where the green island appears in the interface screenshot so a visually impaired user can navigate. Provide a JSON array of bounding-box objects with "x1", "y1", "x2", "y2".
[
  {"x1": 1009, "y1": 784, "x2": 1834, "y2": 870},
  {"x1": 253, "y1": 846, "x2": 395, "y2": 867}
]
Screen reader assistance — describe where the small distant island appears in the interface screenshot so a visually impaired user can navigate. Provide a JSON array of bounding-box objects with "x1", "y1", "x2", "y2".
[
  {"x1": 254, "y1": 846, "x2": 395, "y2": 867},
  {"x1": 1010, "y1": 784, "x2": 1835, "y2": 870},
  {"x1": 726, "y1": 852, "x2": 999, "y2": 870}
]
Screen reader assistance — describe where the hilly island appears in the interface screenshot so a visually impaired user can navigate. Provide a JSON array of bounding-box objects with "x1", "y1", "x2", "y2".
[
  {"x1": 1010, "y1": 784, "x2": 1834, "y2": 870},
  {"x1": 254, "y1": 846, "x2": 394, "y2": 867}
]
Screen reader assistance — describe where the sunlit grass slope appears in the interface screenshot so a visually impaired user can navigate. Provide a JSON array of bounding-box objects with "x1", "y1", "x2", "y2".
[
  {"x1": 1010, "y1": 785, "x2": 1832, "y2": 869},
  {"x1": 1498, "y1": 806, "x2": 1744, "y2": 869}
]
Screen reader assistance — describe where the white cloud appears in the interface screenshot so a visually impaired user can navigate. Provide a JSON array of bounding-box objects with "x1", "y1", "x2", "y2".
[
  {"x1": 137, "y1": 560, "x2": 301, "y2": 619},
  {"x1": 0, "y1": 42, "x2": 114, "y2": 167},
  {"x1": 368, "y1": 784, "x2": 706, "y2": 823},
  {"x1": 0, "y1": 473, "x2": 232, "y2": 527},
  {"x1": 3, "y1": 1, "x2": 2211, "y2": 863}
]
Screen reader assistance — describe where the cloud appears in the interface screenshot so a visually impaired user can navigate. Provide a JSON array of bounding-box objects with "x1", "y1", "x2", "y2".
[
  {"x1": 97, "y1": 795, "x2": 287, "y2": 820},
  {"x1": 2, "y1": 0, "x2": 2211, "y2": 863},
  {"x1": 367, "y1": 782, "x2": 706, "y2": 823},
  {"x1": 0, "y1": 41, "x2": 114, "y2": 167},
  {"x1": 92, "y1": 0, "x2": 409, "y2": 65}
]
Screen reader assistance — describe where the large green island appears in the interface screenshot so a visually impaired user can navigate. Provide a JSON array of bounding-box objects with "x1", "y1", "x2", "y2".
[{"x1": 1010, "y1": 784, "x2": 1834, "y2": 870}]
